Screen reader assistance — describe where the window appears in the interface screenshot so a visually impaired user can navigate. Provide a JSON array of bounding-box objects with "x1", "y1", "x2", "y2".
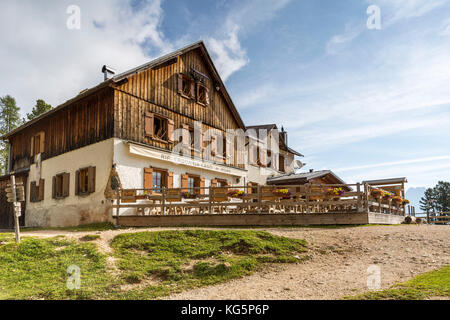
[
  {"x1": 279, "y1": 155, "x2": 285, "y2": 172},
  {"x1": 76, "y1": 167, "x2": 96, "y2": 195},
  {"x1": 181, "y1": 174, "x2": 205, "y2": 195},
  {"x1": 31, "y1": 131, "x2": 45, "y2": 158},
  {"x1": 52, "y1": 173, "x2": 70, "y2": 199},
  {"x1": 144, "y1": 168, "x2": 173, "y2": 194},
  {"x1": 197, "y1": 83, "x2": 209, "y2": 106},
  {"x1": 30, "y1": 179, "x2": 45, "y2": 202},
  {"x1": 178, "y1": 73, "x2": 195, "y2": 99},
  {"x1": 144, "y1": 112, "x2": 174, "y2": 143},
  {"x1": 153, "y1": 170, "x2": 163, "y2": 192},
  {"x1": 267, "y1": 150, "x2": 272, "y2": 168},
  {"x1": 188, "y1": 177, "x2": 195, "y2": 194}
]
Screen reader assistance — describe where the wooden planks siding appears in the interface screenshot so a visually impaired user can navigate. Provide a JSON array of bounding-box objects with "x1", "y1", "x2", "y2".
[
  {"x1": 9, "y1": 88, "x2": 114, "y2": 171},
  {"x1": 113, "y1": 48, "x2": 244, "y2": 168}
]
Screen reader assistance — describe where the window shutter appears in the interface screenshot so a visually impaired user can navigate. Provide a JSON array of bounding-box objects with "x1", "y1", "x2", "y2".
[
  {"x1": 205, "y1": 87, "x2": 210, "y2": 105},
  {"x1": 225, "y1": 136, "x2": 232, "y2": 162},
  {"x1": 211, "y1": 136, "x2": 217, "y2": 157},
  {"x1": 144, "y1": 168, "x2": 153, "y2": 194},
  {"x1": 211, "y1": 179, "x2": 218, "y2": 188},
  {"x1": 182, "y1": 124, "x2": 189, "y2": 148},
  {"x1": 63, "y1": 173, "x2": 70, "y2": 197},
  {"x1": 75, "y1": 170, "x2": 80, "y2": 195},
  {"x1": 30, "y1": 181, "x2": 36, "y2": 202},
  {"x1": 199, "y1": 178, "x2": 205, "y2": 195},
  {"x1": 144, "y1": 112, "x2": 154, "y2": 137},
  {"x1": 260, "y1": 148, "x2": 267, "y2": 167},
  {"x1": 38, "y1": 179, "x2": 45, "y2": 201},
  {"x1": 167, "y1": 171, "x2": 174, "y2": 189},
  {"x1": 88, "y1": 166, "x2": 96, "y2": 193},
  {"x1": 167, "y1": 119, "x2": 175, "y2": 143},
  {"x1": 177, "y1": 73, "x2": 183, "y2": 94},
  {"x1": 248, "y1": 144, "x2": 256, "y2": 165},
  {"x1": 39, "y1": 131, "x2": 45, "y2": 155},
  {"x1": 52, "y1": 176, "x2": 57, "y2": 199},
  {"x1": 30, "y1": 136, "x2": 35, "y2": 156},
  {"x1": 190, "y1": 82, "x2": 195, "y2": 99},
  {"x1": 181, "y1": 174, "x2": 189, "y2": 192}
]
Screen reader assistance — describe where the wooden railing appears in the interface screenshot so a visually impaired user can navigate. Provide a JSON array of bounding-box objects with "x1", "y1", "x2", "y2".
[
  {"x1": 112, "y1": 183, "x2": 406, "y2": 217},
  {"x1": 427, "y1": 212, "x2": 450, "y2": 225}
]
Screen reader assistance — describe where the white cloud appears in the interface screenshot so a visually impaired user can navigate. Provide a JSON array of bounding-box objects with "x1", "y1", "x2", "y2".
[
  {"x1": 0, "y1": 0, "x2": 172, "y2": 114},
  {"x1": 335, "y1": 155, "x2": 450, "y2": 173},
  {"x1": 326, "y1": 25, "x2": 363, "y2": 55},
  {"x1": 206, "y1": 25, "x2": 249, "y2": 81},
  {"x1": 206, "y1": 0, "x2": 292, "y2": 81},
  {"x1": 371, "y1": 0, "x2": 448, "y2": 25}
]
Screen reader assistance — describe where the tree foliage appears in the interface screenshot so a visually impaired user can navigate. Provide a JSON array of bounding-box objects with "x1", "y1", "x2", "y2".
[
  {"x1": 419, "y1": 181, "x2": 450, "y2": 214},
  {"x1": 26, "y1": 99, "x2": 52, "y2": 121},
  {"x1": 0, "y1": 95, "x2": 22, "y2": 175}
]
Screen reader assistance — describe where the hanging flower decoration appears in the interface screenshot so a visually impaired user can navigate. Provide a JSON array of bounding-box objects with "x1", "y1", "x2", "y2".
[
  {"x1": 273, "y1": 189, "x2": 292, "y2": 199},
  {"x1": 228, "y1": 190, "x2": 245, "y2": 198},
  {"x1": 402, "y1": 199, "x2": 410, "y2": 205},
  {"x1": 181, "y1": 192, "x2": 197, "y2": 199},
  {"x1": 382, "y1": 191, "x2": 394, "y2": 200},
  {"x1": 327, "y1": 187, "x2": 345, "y2": 196},
  {"x1": 371, "y1": 188, "x2": 383, "y2": 198}
]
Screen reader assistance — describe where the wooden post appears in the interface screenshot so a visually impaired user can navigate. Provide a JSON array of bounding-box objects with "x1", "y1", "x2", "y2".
[
  {"x1": 116, "y1": 189, "x2": 120, "y2": 220},
  {"x1": 305, "y1": 183, "x2": 310, "y2": 213},
  {"x1": 161, "y1": 187, "x2": 166, "y2": 216},
  {"x1": 356, "y1": 183, "x2": 361, "y2": 213},
  {"x1": 208, "y1": 186, "x2": 212, "y2": 215},
  {"x1": 10, "y1": 175, "x2": 20, "y2": 243},
  {"x1": 257, "y1": 185, "x2": 262, "y2": 214},
  {"x1": 364, "y1": 183, "x2": 370, "y2": 214}
]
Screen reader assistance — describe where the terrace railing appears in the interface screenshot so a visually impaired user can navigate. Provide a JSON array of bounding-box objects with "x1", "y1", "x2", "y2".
[{"x1": 112, "y1": 183, "x2": 406, "y2": 217}]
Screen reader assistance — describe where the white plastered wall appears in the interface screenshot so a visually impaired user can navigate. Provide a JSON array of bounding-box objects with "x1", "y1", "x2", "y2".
[
  {"x1": 113, "y1": 139, "x2": 246, "y2": 215},
  {"x1": 25, "y1": 139, "x2": 115, "y2": 227}
]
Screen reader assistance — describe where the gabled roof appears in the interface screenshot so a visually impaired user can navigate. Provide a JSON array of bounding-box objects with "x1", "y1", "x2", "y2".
[
  {"x1": 362, "y1": 177, "x2": 408, "y2": 185},
  {"x1": 267, "y1": 170, "x2": 346, "y2": 184},
  {"x1": 246, "y1": 123, "x2": 303, "y2": 157},
  {"x1": 2, "y1": 41, "x2": 245, "y2": 140}
]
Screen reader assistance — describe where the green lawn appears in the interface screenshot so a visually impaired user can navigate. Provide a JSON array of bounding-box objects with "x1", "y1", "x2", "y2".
[
  {"x1": 0, "y1": 230, "x2": 307, "y2": 300},
  {"x1": 348, "y1": 265, "x2": 450, "y2": 300}
]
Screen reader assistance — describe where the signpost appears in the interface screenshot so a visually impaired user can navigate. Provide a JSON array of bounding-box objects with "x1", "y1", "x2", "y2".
[{"x1": 6, "y1": 175, "x2": 24, "y2": 243}]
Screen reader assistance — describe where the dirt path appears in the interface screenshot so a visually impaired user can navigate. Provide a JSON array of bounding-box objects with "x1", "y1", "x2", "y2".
[{"x1": 19, "y1": 225, "x2": 449, "y2": 300}]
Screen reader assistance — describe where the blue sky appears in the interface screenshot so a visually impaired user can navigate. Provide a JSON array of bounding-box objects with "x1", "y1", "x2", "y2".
[{"x1": 1, "y1": 0, "x2": 449, "y2": 197}]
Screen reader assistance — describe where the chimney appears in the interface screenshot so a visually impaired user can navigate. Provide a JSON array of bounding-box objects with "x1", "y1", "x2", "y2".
[
  {"x1": 280, "y1": 126, "x2": 288, "y2": 146},
  {"x1": 102, "y1": 65, "x2": 116, "y2": 81}
]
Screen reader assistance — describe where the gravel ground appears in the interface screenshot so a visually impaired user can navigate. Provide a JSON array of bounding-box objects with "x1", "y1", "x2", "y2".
[{"x1": 19, "y1": 224, "x2": 450, "y2": 300}]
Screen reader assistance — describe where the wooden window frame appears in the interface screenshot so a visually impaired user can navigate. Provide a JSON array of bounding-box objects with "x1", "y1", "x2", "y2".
[
  {"x1": 30, "y1": 179, "x2": 45, "y2": 203},
  {"x1": 145, "y1": 112, "x2": 174, "y2": 144},
  {"x1": 178, "y1": 73, "x2": 195, "y2": 100},
  {"x1": 196, "y1": 82, "x2": 209, "y2": 106},
  {"x1": 279, "y1": 154, "x2": 285, "y2": 173},
  {"x1": 52, "y1": 172, "x2": 70, "y2": 199},
  {"x1": 76, "y1": 166, "x2": 96, "y2": 196}
]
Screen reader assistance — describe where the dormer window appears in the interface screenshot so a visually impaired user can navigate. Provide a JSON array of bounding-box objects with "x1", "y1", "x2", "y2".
[{"x1": 197, "y1": 83, "x2": 209, "y2": 106}]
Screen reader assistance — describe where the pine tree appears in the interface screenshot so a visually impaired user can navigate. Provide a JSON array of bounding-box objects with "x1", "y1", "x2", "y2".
[
  {"x1": 0, "y1": 95, "x2": 22, "y2": 175},
  {"x1": 433, "y1": 181, "x2": 450, "y2": 213},
  {"x1": 26, "y1": 99, "x2": 52, "y2": 121},
  {"x1": 419, "y1": 188, "x2": 436, "y2": 213}
]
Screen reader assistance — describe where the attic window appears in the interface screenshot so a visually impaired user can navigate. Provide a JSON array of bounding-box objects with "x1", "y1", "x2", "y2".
[
  {"x1": 178, "y1": 73, "x2": 194, "y2": 99},
  {"x1": 197, "y1": 83, "x2": 209, "y2": 106}
]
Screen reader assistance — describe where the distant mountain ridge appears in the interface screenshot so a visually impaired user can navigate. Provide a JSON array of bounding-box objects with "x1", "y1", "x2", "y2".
[{"x1": 406, "y1": 187, "x2": 426, "y2": 214}]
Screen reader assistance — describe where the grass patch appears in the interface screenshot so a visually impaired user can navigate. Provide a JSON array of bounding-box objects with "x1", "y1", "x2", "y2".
[
  {"x1": 348, "y1": 265, "x2": 450, "y2": 300},
  {"x1": 21, "y1": 222, "x2": 116, "y2": 233},
  {"x1": 0, "y1": 229, "x2": 307, "y2": 300},
  {"x1": 111, "y1": 230, "x2": 307, "y2": 299},
  {"x1": 0, "y1": 236, "x2": 117, "y2": 300},
  {"x1": 79, "y1": 234, "x2": 101, "y2": 242}
]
